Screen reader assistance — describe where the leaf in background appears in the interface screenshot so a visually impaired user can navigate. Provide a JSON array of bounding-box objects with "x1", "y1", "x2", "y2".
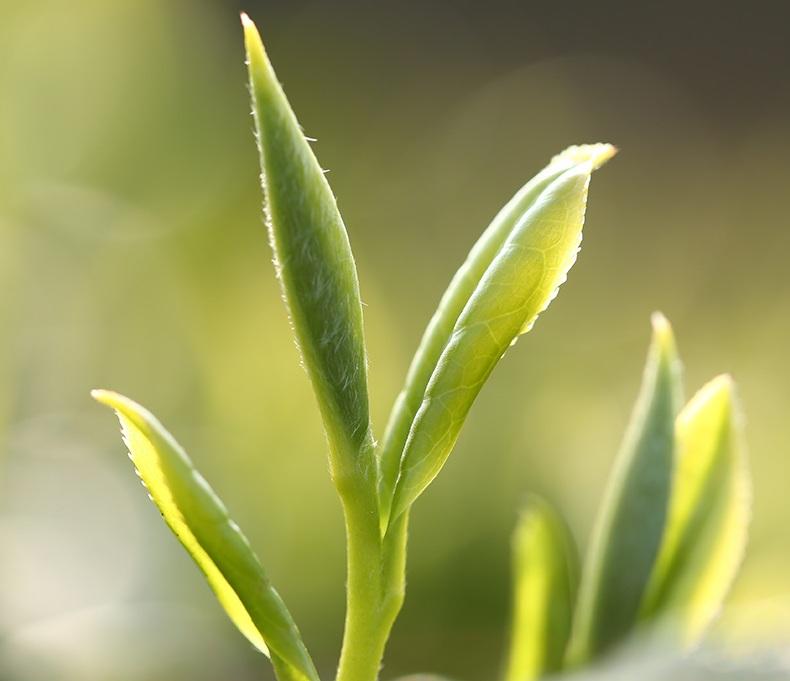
[
  {"x1": 378, "y1": 145, "x2": 616, "y2": 521},
  {"x1": 569, "y1": 314, "x2": 682, "y2": 664},
  {"x1": 386, "y1": 150, "x2": 614, "y2": 526},
  {"x1": 504, "y1": 497, "x2": 579, "y2": 681},
  {"x1": 92, "y1": 390, "x2": 320, "y2": 681},
  {"x1": 640, "y1": 374, "x2": 750, "y2": 645},
  {"x1": 243, "y1": 14, "x2": 374, "y2": 486}
]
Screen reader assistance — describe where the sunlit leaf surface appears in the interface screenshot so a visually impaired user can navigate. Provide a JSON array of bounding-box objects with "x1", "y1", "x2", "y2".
[
  {"x1": 569, "y1": 314, "x2": 682, "y2": 663},
  {"x1": 641, "y1": 375, "x2": 750, "y2": 645},
  {"x1": 92, "y1": 390, "x2": 319, "y2": 681},
  {"x1": 386, "y1": 147, "x2": 614, "y2": 526},
  {"x1": 504, "y1": 497, "x2": 579, "y2": 681}
]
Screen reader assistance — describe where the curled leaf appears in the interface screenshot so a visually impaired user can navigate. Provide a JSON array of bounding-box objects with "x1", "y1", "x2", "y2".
[
  {"x1": 386, "y1": 150, "x2": 614, "y2": 526},
  {"x1": 641, "y1": 375, "x2": 750, "y2": 645},
  {"x1": 504, "y1": 497, "x2": 579, "y2": 681},
  {"x1": 92, "y1": 389, "x2": 319, "y2": 681},
  {"x1": 569, "y1": 314, "x2": 682, "y2": 663},
  {"x1": 244, "y1": 13, "x2": 374, "y2": 487}
]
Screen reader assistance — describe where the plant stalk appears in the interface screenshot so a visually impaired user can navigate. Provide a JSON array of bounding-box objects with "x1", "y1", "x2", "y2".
[{"x1": 335, "y1": 486, "x2": 408, "y2": 681}]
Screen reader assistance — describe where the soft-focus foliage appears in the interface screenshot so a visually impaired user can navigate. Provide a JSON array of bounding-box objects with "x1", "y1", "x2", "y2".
[
  {"x1": 570, "y1": 314, "x2": 682, "y2": 662},
  {"x1": 642, "y1": 375, "x2": 750, "y2": 645},
  {"x1": 505, "y1": 497, "x2": 578, "y2": 681}
]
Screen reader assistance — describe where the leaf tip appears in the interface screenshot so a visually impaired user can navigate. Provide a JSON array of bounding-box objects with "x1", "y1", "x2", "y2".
[
  {"x1": 554, "y1": 143, "x2": 617, "y2": 171},
  {"x1": 241, "y1": 11, "x2": 267, "y2": 64},
  {"x1": 91, "y1": 388, "x2": 117, "y2": 408},
  {"x1": 650, "y1": 311, "x2": 677, "y2": 353}
]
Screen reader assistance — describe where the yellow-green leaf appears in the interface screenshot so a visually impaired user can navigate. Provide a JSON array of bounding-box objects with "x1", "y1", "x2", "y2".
[
  {"x1": 243, "y1": 13, "x2": 374, "y2": 488},
  {"x1": 569, "y1": 314, "x2": 682, "y2": 664},
  {"x1": 378, "y1": 145, "x2": 615, "y2": 522},
  {"x1": 386, "y1": 151, "x2": 614, "y2": 527},
  {"x1": 641, "y1": 375, "x2": 750, "y2": 645},
  {"x1": 92, "y1": 390, "x2": 319, "y2": 681},
  {"x1": 504, "y1": 497, "x2": 579, "y2": 681}
]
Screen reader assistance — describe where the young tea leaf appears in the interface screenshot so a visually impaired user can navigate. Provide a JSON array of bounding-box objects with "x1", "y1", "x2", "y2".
[
  {"x1": 378, "y1": 145, "x2": 615, "y2": 521},
  {"x1": 386, "y1": 151, "x2": 614, "y2": 526},
  {"x1": 243, "y1": 14, "x2": 374, "y2": 487},
  {"x1": 641, "y1": 375, "x2": 750, "y2": 645},
  {"x1": 569, "y1": 314, "x2": 682, "y2": 664},
  {"x1": 504, "y1": 497, "x2": 579, "y2": 681},
  {"x1": 92, "y1": 390, "x2": 319, "y2": 681}
]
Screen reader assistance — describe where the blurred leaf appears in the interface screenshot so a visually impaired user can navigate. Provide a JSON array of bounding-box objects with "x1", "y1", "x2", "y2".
[
  {"x1": 243, "y1": 14, "x2": 374, "y2": 489},
  {"x1": 92, "y1": 390, "x2": 319, "y2": 681},
  {"x1": 378, "y1": 145, "x2": 615, "y2": 521},
  {"x1": 569, "y1": 314, "x2": 682, "y2": 663},
  {"x1": 386, "y1": 147, "x2": 614, "y2": 526},
  {"x1": 504, "y1": 497, "x2": 579, "y2": 681},
  {"x1": 641, "y1": 375, "x2": 750, "y2": 645}
]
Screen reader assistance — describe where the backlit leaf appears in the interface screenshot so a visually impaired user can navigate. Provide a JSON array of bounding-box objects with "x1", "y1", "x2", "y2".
[
  {"x1": 92, "y1": 390, "x2": 319, "y2": 681},
  {"x1": 386, "y1": 149, "x2": 614, "y2": 526},
  {"x1": 378, "y1": 145, "x2": 615, "y2": 521},
  {"x1": 504, "y1": 497, "x2": 579, "y2": 681},
  {"x1": 641, "y1": 374, "x2": 750, "y2": 645},
  {"x1": 569, "y1": 314, "x2": 682, "y2": 663}
]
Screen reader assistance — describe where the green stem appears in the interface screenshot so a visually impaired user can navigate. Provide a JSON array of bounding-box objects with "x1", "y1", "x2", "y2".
[{"x1": 335, "y1": 490, "x2": 408, "y2": 681}]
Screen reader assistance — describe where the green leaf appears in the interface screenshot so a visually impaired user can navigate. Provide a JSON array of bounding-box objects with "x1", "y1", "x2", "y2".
[
  {"x1": 385, "y1": 148, "x2": 614, "y2": 527},
  {"x1": 243, "y1": 14, "x2": 374, "y2": 488},
  {"x1": 504, "y1": 497, "x2": 579, "y2": 681},
  {"x1": 569, "y1": 314, "x2": 682, "y2": 664},
  {"x1": 92, "y1": 390, "x2": 319, "y2": 681},
  {"x1": 378, "y1": 145, "x2": 615, "y2": 522},
  {"x1": 641, "y1": 374, "x2": 750, "y2": 645}
]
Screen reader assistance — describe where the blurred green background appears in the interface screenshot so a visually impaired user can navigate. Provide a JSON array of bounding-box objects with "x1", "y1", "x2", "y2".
[{"x1": 1, "y1": 1, "x2": 789, "y2": 679}]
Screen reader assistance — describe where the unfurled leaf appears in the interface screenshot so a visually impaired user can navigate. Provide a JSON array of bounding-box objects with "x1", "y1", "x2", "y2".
[
  {"x1": 378, "y1": 145, "x2": 615, "y2": 521},
  {"x1": 243, "y1": 14, "x2": 374, "y2": 487},
  {"x1": 504, "y1": 497, "x2": 579, "y2": 681},
  {"x1": 569, "y1": 314, "x2": 682, "y2": 664},
  {"x1": 641, "y1": 375, "x2": 750, "y2": 645},
  {"x1": 92, "y1": 390, "x2": 319, "y2": 681},
  {"x1": 385, "y1": 149, "x2": 614, "y2": 526}
]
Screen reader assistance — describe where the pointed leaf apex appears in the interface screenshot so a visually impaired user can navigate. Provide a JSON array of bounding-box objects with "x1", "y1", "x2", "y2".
[
  {"x1": 650, "y1": 311, "x2": 676, "y2": 351},
  {"x1": 553, "y1": 143, "x2": 617, "y2": 170},
  {"x1": 91, "y1": 388, "x2": 122, "y2": 409}
]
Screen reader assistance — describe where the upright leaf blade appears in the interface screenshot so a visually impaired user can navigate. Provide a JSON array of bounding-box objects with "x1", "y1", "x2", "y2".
[
  {"x1": 243, "y1": 14, "x2": 373, "y2": 485},
  {"x1": 569, "y1": 314, "x2": 682, "y2": 664},
  {"x1": 504, "y1": 497, "x2": 579, "y2": 681},
  {"x1": 378, "y1": 145, "x2": 615, "y2": 519},
  {"x1": 387, "y1": 155, "x2": 613, "y2": 525},
  {"x1": 641, "y1": 375, "x2": 750, "y2": 645},
  {"x1": 92, "y1": 390, "x2": 319, "y2": 681}
]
